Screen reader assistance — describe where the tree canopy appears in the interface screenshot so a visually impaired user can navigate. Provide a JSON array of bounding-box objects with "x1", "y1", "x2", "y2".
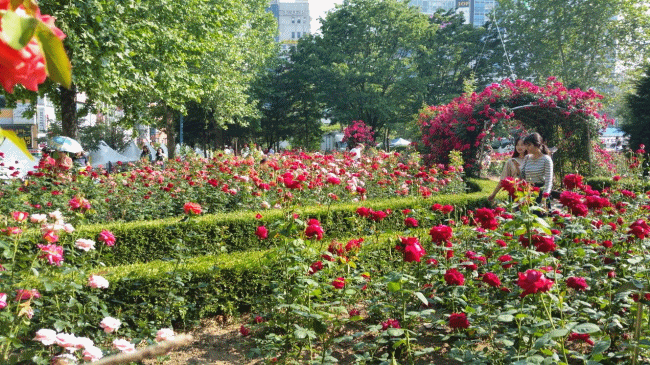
[{"x1": 621, "y1": 64, "x2": 650, "y2": 151}]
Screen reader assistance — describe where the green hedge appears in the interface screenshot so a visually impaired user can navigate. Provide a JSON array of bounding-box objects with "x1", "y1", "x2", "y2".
[{"x1": 63, "y1": 179, "x2": 495, "y2": 266}]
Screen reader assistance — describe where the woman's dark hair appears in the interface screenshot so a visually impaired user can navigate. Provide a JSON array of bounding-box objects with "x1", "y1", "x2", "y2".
[
  {"x1": 511, "y1": 135, "x2": 527, "y2": 158},
  {"x1": 523, "y1": 132, "x2": 550, "y2": 155}
]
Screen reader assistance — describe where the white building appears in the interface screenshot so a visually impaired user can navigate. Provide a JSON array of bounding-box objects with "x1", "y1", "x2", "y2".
[
  {"x1": 409, "y1": 0, "x2": 497, "y2": 27},
  {"x1": 268, "y1": 0, "x2": 311, "y2": 54}
]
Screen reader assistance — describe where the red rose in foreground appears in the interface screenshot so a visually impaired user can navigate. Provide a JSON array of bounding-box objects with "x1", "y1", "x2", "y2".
[
  {"x1": 0, "y1": 2, "x2": 66, "y2": 93},
  {"x1": 449, "y1": 313, "x2": 470, "y2": 329},
  {"x1": 381, "y1": 318, "x2": 400, "y2": 330},
  {"x1": 255, "y1": 226, "x2": 268, "y2": 240},
  {"x1": 305, "y1": 221, "x2": 324, "y2": 240},
  {"x1": 404, "y1": 217, "x2": 418, "y2": 228},
  {"x1": 567, "y1": 332, "x2": 594, "y2": 346},
  {"x1": 444, "y1": 268, "x2": 465, "y2": 286},
  {"x1": 183, "y1": 202, "x2": 202, "y2": 215},
  {"x1": 517, "y1": 269, "x2": 554, "y2": 297},
  {"x1": 16, "y1": 289, "x2": 41, "y2": 301},
  {"x1": 628, "y1": 219, "x2": 650, "y2": 239},
  {"x1": 562, "y1": 174, "x2": 583, "y2": 190}
]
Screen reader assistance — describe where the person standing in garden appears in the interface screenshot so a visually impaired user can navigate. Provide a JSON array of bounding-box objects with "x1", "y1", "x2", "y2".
[
  {"x1": 54, "y1": 151, "x2": 73, "y2": 172},
  {"x1": 488, "y1": 135, "x2": 528, "y2": 201},
  {"x1": 140, "y1": 145, "x2": 151, "y2": 162},
  {"x1": 520, "y1": 132, "x2": 553, "y2": 207},
  {"x1": 350, "y1": 143, "x2": 364, "y2": 161}
]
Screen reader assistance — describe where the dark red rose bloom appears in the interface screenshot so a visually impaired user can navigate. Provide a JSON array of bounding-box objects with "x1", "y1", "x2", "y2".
[
  {"x1": 396, "y1": 237, "x2": 426, "y2": 263},
  {"x1": 448, "y1": 313, "x2": 470, "y2": 329},
  {"x1": 566, "y1": 276, "x2": 588, "y2": 291},
  {"x1": 562, "y1": 174, "x2": 583, "y2": 190},
  {"x1": 517, "y1": 269, "x2": 554, "y2": 297},
  {"x1": 356, "y1": 207, "x2": 373, "y2": 217},
  {"x1": 473, "y1": 208, "x2": 499, "y2": 230},
  {"x1": 371, "y1": 210, "x2": 388, "y2": 222},
  {"x1": 332, "y1": 277, "x2": 345, "y2": 289},
  {"x1": 533, "y1": 235, "x2": 556, "y2": 253},
  {"x1": 255, "y1": 226, "x2": 269, "y2": 240},
  {"x1": 239, "y1": 325, "x2": 250, "y2": 337},
  {"x1": 404, "y1": 217, "x2": 418, "y2": 228},
  {"x1": 628, "y1": 219, "x2": 650, "y2": 239},
  {"x1": 183, "y1": 202, "x2": 202, "y2": 215},
  {"x1": 381, "y1": 319, "x2": 400, "y2": 330},
  {"x1": 482, "y1": 272, "x2": 501, "y2": 287},
  {"x1": 308, "y1": 261, "x2": 323, "y2": 275},
  {"x1": 305, "y1": 222, "x2": 324, "y2": 240},
  {"x1": 429, "y1": 225, "x2": 453, "y2": 245},
  {"x1": 444, "y1": 268, "x2": 465, "y2": 286},
  {"x1": 441, "y1": 204, "x2": 454, "y2": 214},
  {"x1": 567, "y1": 332, "x2": 594, "y2": 346},
  {"x1": 16, "y1": 289, "x2": 41, "y2": 301}
]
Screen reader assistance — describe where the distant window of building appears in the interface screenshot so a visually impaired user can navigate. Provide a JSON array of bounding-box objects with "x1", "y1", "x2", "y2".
[
  {"x1": 297, "y1": 32, "x2": 300, "y2": 38},
  {"x1": 297, "y1": 18, "x2": 301, "y2": 23},
  {"x1": 292, "y1": 32, "x2": 295, "y2": 38},
  {"x1": 291, "y1": 18, "x2": 295, "y2": 23}
]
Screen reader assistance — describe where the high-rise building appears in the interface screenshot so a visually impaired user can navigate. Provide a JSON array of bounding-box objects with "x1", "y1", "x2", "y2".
[
  {"x1": 409, "y1": 0, "x2": 497, "y2": 27},
  {"x1": 268, "y1": 0, "x2": 311, "y2": 53}
]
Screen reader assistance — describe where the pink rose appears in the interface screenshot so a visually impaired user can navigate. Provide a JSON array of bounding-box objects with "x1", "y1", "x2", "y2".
[
  {"x1": 88, "y1": 275, "x2": 109, "y2": 289},
  {"x1": 75, "y1": 238, "x2": 95, "y2": 251},
  {"x1": 100, "y1": 317, "x2": 121, "y2": 333},
  {"x1": 0, "y1": 293, "x2": 6, "y2": 309},
  {"x1": 98, "y1": 230, "x2": 116, "y2": 246},
  {"x1": 112, "y1": 338, "x2": 135, "y2": 353},
  {"x1": 155, "y1": 328, "x2": 175, "y2": 342},
  {"x1": 55, "y1": 333, "x2": 79, "y2": 352},
  {"x1": 82, "y1": 345, "x2": 103, "y2": 361},
  {"x1": 34, "y1": 329, "x2": 58, "y2": 346}
]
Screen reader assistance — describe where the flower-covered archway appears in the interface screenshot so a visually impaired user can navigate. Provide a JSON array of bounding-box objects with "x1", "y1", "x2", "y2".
[{"x1": 418, "y1": 78, "x2": 613, "y2": 178}]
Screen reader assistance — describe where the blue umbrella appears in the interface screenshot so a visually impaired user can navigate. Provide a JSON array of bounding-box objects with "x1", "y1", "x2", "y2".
[{"x1": 49, "y1": 136, "x2": 84, "y2": 153}]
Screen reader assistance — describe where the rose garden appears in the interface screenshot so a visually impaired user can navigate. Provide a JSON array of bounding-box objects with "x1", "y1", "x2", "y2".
[{"x1": 4, "y1": 1, "x2": 650, "y2": 364}]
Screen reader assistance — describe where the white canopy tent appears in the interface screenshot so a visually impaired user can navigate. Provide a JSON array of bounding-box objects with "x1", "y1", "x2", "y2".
[
  {"x1": 390, "y1": 138, "x2": 411, "y2": 148},
  {"x1": 88, "y1": 141, "x2": 139, "y2": 168},
  {"x1": 0, "y1": 129, "x2": 37, "y2": 179}
]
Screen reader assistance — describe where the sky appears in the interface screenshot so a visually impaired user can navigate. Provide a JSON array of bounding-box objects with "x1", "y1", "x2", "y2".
[{"x1": 310, "y1": 0, "x2": 344, "y2": 33}]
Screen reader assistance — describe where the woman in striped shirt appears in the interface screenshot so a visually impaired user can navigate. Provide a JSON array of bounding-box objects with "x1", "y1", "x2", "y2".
[{"x1": 521, "y1": 133, "x2": 553, "y2": 206}]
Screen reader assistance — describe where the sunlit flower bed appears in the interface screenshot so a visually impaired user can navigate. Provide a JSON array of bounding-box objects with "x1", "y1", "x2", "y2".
[
  {"x1": 0, "y1": 150, "x2": 464, "y2": 223},
  {"x1": 243, "y1": 175, "x2": 650, "y2": 364}
]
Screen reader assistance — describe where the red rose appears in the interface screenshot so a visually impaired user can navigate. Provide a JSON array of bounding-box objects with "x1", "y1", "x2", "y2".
[
  {"x1": 16, "y1": 289, "x2": 41, "y2": 301},
  {"x1": 567, "y1": 332, "x2": 594, "y2": 346},
  {"x1": 396, "y1": 237, "x2": 426, "y2": 263},
  {"x1": 517, "y1": 269, "x2": 554, "y2": 297},
  {"x1": 482, "y1": 272, "x2": 501, "y2": 287},
  {"x1": 441, "y1": 205, "x2": 454, "y2": 214},
  {"x1": 628, "y1": 219, "x2": 650, "y2": 239},
  {"x1": 239, "y1": 325, "x2": 250, "y2": 337},
  {"x1": 566, "y1": 277, "x2": 588, "y2": 291},
  {"x1": 381, "y1": 318, "x2": 400, "y2": 330},
  {"x1": 473, "y1": 208, "x2": 499, "y2": 230},
  {"x1": 255, "y1": 226, "x2": 268, "y2": 240},
  {"x1": 356, "y1": 207, "x2": 373, "y2": 217},
  {"x1": 562, "y1": 174, "x2": 583, "y2": 190},
  {"x1": 305, "y1": 223, "x2": 324, "y2": 240},
  {"x1": 332, "y1": 277, "x2": 345, "y2": 289},
  {"x1": 449, "y1": 312, "x2": 470, "y2": 329},
  {"x1": 444, "y1": 268, "x2": 465, "y2": 286},
  {"x1": 371, "y1": 210, "x2": 387, "y2": 222},
  {"x1": 183, "y1": 202, "x2": 202, "y2": 215},
  {"x1": 404, "y1": 217, "x2": 419, "y2": 228},
  {"x1": 308, "y1": 261, "x2": 323, "y2": 275},
  {"x1": 429, "y1": 225, "x2": 453, "y2": 245}
]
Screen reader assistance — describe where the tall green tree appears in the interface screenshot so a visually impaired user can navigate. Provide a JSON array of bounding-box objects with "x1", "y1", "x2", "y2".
[
  {"x1": 621, "y1": 64, "x2": 650, "y2": 151},
  {"x1": 492, "y1": 0, "x2": 650, "y2": 89},
  {"x1": 295, "y1": 0, "x2": 432, "y2": 139}
]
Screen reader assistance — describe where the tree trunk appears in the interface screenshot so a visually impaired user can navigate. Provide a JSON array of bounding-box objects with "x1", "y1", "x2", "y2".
[
  {"x1": 164, "y1": 107, "x2": 175, "y2": 160},
  {"x1": 60, "y1": 84, "x2": 78, "y2": 138}
]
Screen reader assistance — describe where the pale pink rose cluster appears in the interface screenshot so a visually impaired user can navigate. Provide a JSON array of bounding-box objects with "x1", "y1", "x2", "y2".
[
  {"x1": 155, "y1": 328, "x2": 175, "y2": 342},
  {"x1": 88, "y1": 275, "x2": 109, "y2": 289},
  {"x1": 100, "y1": 316, "x2": 121, "y2": 333},
  {"x1": 0, "y1": 293, "x2": 6, "y2": 309},
  {"x1": 112, "y1": 338, "x2": 136, "y2": 353},
  {"x1": 75, "y1": 238, "x2": 96, "y2": 251},
  {"x1": 33, "y1": 329, "x2": 103, "y2": 361}
]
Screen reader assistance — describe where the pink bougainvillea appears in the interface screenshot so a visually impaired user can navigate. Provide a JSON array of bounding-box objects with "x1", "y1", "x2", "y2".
[
  {"x1": 419, "y1": 78, "x2": 613, "y2": 176},
  {"x1": 343, "y1": 120, "x2": 375, "y2": 147}
]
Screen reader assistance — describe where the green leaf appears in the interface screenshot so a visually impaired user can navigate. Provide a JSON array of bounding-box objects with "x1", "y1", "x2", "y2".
[
  {"x1": 414, "y1": 291, "x2": 428, "y2": 305},
  {"x1": 387, "y1": 281, "x2": 401, "y2": 292},
  {"x1": 497, "y1": 314, "x2": 514, "y2": 322},
  {"x1": 590, "y1": 338, "x2": 610, "y2": 356},
  {"x1": 549, "y1": 328, "x2": 569, "y2": 338},
  {"x1": 1, "y1": 10, "x2": 38, "y2": 50},
  {"x1": 312, "y1": 319, "x2": 327, "y2": 335},
  {"x1": 573, "y1": 323, "x2": 601, "y2": 334},
  {"x1": 34, "y1": 22, "x2": 72, "y2": 89},
  {"x1": 387, "y1": 328, "x2": 404, "y2": 337}
]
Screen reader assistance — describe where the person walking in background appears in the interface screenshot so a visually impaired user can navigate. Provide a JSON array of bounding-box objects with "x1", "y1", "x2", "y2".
[
  {"x1": 73, "y1": 151, "x2": 89, "y2": 167},
  {"x1": 488, "y1": 135, "x2": 528, "y2": 201},
  {"x1": 350, "y1": 143, "x2": 364, "y2": 161},
  {"x1": 54, "y1": 151, "x2": 73, "y2": 172},
  {"x1": 520, "y1": 132, "x2": 553, "y2": 208}
]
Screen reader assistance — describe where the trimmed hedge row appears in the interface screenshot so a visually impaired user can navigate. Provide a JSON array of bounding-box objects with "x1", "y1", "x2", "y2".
[{"x1": 63, "y1": 179, "x2": 496, "y2": 266}]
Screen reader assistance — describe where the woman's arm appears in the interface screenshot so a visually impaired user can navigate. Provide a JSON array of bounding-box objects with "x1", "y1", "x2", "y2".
[
  {"x1": 488, "y1": 159, "x2": 513, "y2": 200},
  {"x1": 542, "y1": 156, "x2": 553, "y2": 195}
]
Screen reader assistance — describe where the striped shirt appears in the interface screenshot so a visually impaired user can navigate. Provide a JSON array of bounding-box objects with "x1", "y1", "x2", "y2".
[{"x1": 521, "y1": 155, "x2": 553, "y2": 194}]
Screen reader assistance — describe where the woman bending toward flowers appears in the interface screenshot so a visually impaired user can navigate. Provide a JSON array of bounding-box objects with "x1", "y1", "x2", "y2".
[
  {"x1": 520, "y1": 132, "x2": 553, "y2": 206},
  {"x1": 488, "y1": 135, "x2": 527, "y2": 201}
]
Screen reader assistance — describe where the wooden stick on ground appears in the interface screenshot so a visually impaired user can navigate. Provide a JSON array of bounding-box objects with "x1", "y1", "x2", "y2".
[{"x1": 90, "y1": 335, "x2": 193, "y2": 365}]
